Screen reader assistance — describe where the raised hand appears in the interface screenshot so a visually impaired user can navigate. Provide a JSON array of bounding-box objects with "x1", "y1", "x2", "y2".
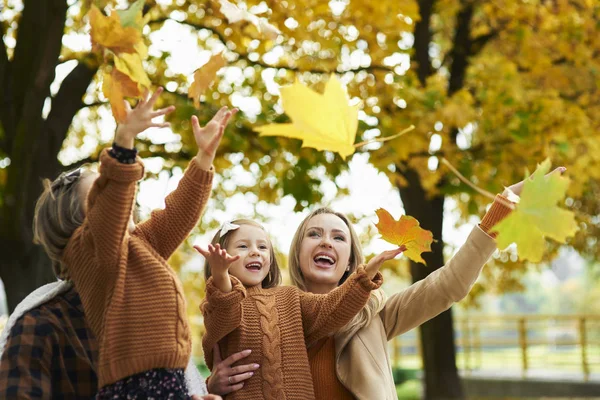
[
  {"x1": 207, "y1": 346, "x2": 259, "y2": 396},
  {"x1": 114, "y1": 87, "x2": 175, "y2": 149},
  {"x1": 194, "y1": 243, "x2": 240, "y2": 292},
  {"x1": 364, "y1": 245, "x2": 407, "y2": 279},
  {"x1": 192, "y1": 106, "x2": 238, "y2": 170},
  {"x1": 503, "y1": 166, "x2": 566, "y2": 197}
]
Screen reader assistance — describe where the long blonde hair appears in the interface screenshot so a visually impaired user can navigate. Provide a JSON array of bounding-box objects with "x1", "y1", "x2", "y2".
[
  {"x1": 288, "y1": 207, "x2": 387, "y2": 334},
  {"x1": 33, "y1": 168, "x2": 91, "y2": 280},
  {"x1": 204, "y1": 219, "x2": 282, "y2": 289}
]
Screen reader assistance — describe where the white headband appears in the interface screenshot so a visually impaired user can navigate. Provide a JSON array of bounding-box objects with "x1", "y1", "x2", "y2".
[{"x1": 219, "y1": 221, "x2": 240, "y2": 238}]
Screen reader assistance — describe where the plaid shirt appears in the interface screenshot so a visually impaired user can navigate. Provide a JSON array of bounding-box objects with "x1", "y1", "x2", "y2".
[{"x1": 0, "y1": 286, "x2": 98, "y2": 399}]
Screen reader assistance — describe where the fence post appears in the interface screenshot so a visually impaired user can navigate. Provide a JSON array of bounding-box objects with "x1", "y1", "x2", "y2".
[
  {"x1": 579, "y1": 317, "x2": 589, "y2": 381},
  {"x1": 518, "y1": 318, "x2": 528, "y2": 377}
]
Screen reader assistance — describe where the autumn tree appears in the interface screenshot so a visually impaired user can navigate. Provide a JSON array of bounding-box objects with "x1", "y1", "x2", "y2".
[{"x1": 1, "y1": 1, "x2": 599, "y2": 399}]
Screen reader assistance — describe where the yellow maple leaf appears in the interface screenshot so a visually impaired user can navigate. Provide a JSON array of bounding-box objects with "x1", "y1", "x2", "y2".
[
  {"x1": 88, "y1": 5, "x2": 141, "y2": 55},
  {"x1": 374, "y1": 208, "x2": 434, "y2": 265},
  {"x1": 256, "y1": 74, "x2": 360, "y2": 160},
  {"x1": 188, "y1": 53, "x2": 226, "y2": 109},
  {"x1": 491, "y1": 159, "x2": 579, "y2": 263},
  {"x1": 114, "y1": 52, "x2": 151, "y2": 91},
  {"x1": 218, "y1": 0, "x2": 280, "y2": 40},
  {"x1": 102, "y1": 69, "x2": 142, "y2": 123}
]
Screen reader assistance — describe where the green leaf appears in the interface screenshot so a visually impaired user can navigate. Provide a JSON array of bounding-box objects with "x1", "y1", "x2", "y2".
[{"x1": 117, "y1": 0, "x2": 145, "y2": 30}]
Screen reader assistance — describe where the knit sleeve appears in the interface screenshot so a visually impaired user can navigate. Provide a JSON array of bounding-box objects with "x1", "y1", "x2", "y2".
[
  {"x1": 300, "y1": 267, "x2": 382, "y2": 347},
  {"x1": 479, "y1": 194, "x2": 514, "y2": 239},
  {"x1": 79, "y1": 148, "x2": 144, "y2": 270},
  {"x1": 135, "y1": 159, "x2": 214, "y2": 260},
  {"x1": 200, "y1": 276, "x2": 246, "y2": 370}
]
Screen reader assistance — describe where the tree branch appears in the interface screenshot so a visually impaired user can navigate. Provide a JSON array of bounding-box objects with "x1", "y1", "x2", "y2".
[
  {"x1": 413, "y1": 0, "x2": 435, "y2": 85},
  {"x1": 149, "y1": 18, "x2": 394, "y2": 74}
]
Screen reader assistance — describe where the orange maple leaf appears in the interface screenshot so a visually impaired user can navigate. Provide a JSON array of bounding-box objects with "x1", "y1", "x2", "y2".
[
  {"x1": 103, "y1": 69, "x2": 142, "y2": 123},
  {"x1": 374, "y1": 208, "x2": 434, "y2": 265},
  {"x1": 188, "y1": 53, "x2": 226, "y2": 109},
  {"x1": 89, "y1": 5, "x2": 141, "y2": 55}
]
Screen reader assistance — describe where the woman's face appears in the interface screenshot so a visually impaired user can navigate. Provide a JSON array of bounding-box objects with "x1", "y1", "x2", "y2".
[{"x1": 298, "y1": 213, "x2": 352, "y2": 293}]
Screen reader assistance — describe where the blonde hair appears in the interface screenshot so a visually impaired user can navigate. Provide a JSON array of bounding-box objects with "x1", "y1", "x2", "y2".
[
  {"x1": 289, "y1": 207, "x2": 387, "y2": 334},
  {"x1": 33, "y1": 168, "x2": 91, "y2": 280},
  {"x1": 204, "y1": 219, "x2": 282, "y2": 289}
]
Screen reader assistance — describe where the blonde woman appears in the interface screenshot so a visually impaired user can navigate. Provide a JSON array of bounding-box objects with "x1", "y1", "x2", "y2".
[{"x1": 207, "y1": 168, "x2": 564, "y2": 399}]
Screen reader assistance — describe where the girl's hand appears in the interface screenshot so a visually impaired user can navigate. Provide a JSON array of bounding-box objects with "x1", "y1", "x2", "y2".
[
  {"x1": 193, "y1": 107, "x2": 238, "y2": 170},
  {"x1": 207, "y1": 345, "x2": 259, "y2": 396},
  {"x1": 194, "y1": 244, "x2": 240, "y2": 292},
  {"x1": 503, "y1": 166, "x2": 566, "y2": 197},
  {"x1": 114, "y1": 87, "x2": 175, "y2": 149},
  {"x1": 364, "y1": 246, "x2": 407, "y2": 279}
]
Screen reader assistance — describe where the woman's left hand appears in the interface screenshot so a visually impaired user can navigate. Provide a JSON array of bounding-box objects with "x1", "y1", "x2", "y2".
[
  {"x1": 192, "y1": 395, "x2": 223, "y2": 400},
  {"x1": 364, "y1": 245, "x2": 407, "y2": 279},
  {"x1": 503, "y1": 166, "x2": 566, "y2": 197},
  {"x1": 192, "y1": 106, "x2": 238, "y2": 170}
]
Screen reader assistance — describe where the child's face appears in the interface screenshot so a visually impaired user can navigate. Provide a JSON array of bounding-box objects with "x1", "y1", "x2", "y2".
[
  {"x1": 298, "y1": 213, "x2": 352, "y2": 292},
  {"x1": 226, "y1": 225, "x2": 272, "y2": 287}
]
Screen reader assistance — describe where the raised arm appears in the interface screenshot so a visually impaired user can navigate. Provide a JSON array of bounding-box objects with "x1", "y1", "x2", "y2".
[
  {"x1": 381, "y1": 194, "x2": 515, "y2": 339},
  {"x1": 74, "y1": 89, "x2": 173, "y2": 270},
  {"x1": 136, "y1": 108, "x2": 237, "y2": 259}
]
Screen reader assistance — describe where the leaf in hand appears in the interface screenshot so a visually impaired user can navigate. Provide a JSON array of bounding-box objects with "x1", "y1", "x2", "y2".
[
  {"x1": 491, "y1": 159, "x2": 578, "y2": 262},
  {"x1": 375, "y1": 208, "x2": 434, "y2": 265},
  {"x1": 188, "y1": 54, "x2": 226, "y2": 109},
  {"x1": 88, "y1": 5, "x2": 141, "y2": 55},
  {"x1": 102, "y1": 69, "x2": 141, "y2": 123},
  {"x1": 256, "y1": 74, "x2": 360, "y2": 160}
]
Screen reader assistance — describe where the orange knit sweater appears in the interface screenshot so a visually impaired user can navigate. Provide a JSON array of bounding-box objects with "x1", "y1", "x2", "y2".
[
  {"x1": 308, "y1": 337, "x2": 354, "y2": 399},
  {"x1": 64, "y1": 149, "x2": 214, "y2": 387},
  {"x1": 201, "y1": 267, "x2": 383, "y2": 400}
]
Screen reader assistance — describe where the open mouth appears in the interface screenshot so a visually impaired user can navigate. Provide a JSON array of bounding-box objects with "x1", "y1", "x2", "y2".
[
  {"x1": 245, "y1": 262, "x2": 262, "y2": 272},
  {"x1": 313, "y1": 252, "x2": 336, "y2": 268}
]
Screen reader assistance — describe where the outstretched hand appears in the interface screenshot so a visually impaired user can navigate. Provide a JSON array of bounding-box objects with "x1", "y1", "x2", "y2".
[
  {"x1": 193, "y1": 107, "x2": 238, "y2": 170},
  {"x1": 194, "y1": 244, "x2": 240, "y2": 293},
  {"x1": 503, "y1": 166, "x2": 566, "y2": 198},
  {"x1": 365, "y1": 245, "x2": 407, "y2": 279},
  {"x1": 114, "y1": 87, "x2": 175, "y2": 149}
]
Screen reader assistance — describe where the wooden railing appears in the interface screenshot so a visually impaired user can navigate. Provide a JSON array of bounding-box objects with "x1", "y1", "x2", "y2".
[{"x1": 390, "y1": 314, "x2": 600, "y2": 381}]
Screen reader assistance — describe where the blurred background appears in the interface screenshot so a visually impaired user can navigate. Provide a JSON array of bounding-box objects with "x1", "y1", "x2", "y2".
[{"x1": 0, "y1": 0, "x2": 599, "y2": 398}]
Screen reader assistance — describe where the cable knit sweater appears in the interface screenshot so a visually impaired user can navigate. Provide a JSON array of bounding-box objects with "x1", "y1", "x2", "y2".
[
  {"x1": 201, "y1": 267, "x2": 383, "y2": 400},
  {"x1": 64, "y1": 149, "x2": 214, "y2": 387}
]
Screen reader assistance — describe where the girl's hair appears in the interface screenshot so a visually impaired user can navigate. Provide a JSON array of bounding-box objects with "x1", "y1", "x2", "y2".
[
  {"x1": 204, "y1": 219, "x2": 282, "y2": 289},
  {"x1": 288, "y1": 207, "x2": 387, "y2": 334},
  {"x1": 33, "y1": 168, "x2": 92, "y2": 280}
]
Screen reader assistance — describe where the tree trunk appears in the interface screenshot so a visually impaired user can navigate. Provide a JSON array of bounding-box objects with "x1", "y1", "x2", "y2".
[
  {"x1": 397, "y1": 167, "x2": 465, "y2": 400},
  {"x1": 0, "y1": 0, "x2": 98, "y2": 312}
]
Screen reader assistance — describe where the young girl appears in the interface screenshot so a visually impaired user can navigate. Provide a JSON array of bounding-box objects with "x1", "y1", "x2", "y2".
[
  {"x1": 33, "y1": 87, "x2": 235, "y2": 399},
  {"x1": 195, "y1": 219, "x2": 406, "y2": 400}
]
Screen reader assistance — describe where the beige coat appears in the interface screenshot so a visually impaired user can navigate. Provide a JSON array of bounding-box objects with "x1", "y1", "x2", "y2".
[{"x1": 334, "y1": 226, "x2": 497, "y2": 399}]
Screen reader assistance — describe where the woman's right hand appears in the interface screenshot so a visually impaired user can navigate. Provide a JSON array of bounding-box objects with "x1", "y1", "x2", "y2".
[
  {"x1": 364, "y1": 246, "x2": 406, "y2": 279},
  {"x1": 207, "y1": 345, "x2": 260, "y2": 396}
]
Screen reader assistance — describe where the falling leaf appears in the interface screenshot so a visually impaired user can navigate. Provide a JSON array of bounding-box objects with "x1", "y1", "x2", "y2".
[
  {"x1": 256, "y1": 74, "x2": 360, "y2": 160},
  {"x1": 374, "y1": 208, "x2": 434, "y2": 265},
  {"x1": 218, "y1": 0, "x2": 280, "y2": 40},
  {"x1": 117, "y1": 0, "x2": 145, "y2": 29},
  {"x1": 114, "y1": 52, "x2": 151, "y2": 91},
  {"x1": 491, "y1": 159, "x2": 578, "y2": 262},
  {"x1": 88, "y1": 5, "x2": 141, "y2": 55},
  {"x1": 103, "y1": 69, "x2": 142, "y2": 123},
  {"x1": 188, "y1": 53, "x2": 226, "y2": 109}
]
